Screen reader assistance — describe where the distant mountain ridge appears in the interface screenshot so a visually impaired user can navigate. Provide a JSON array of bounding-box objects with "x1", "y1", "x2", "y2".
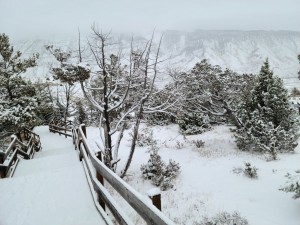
[{"x1": 13, "y1": 30, "x2": 300, "y2": 89}]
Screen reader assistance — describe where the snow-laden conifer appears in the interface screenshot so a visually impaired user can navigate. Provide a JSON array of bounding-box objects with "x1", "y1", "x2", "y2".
[
  {"x1": 0, "y1": 33, "x2": 39, "y2": 135},
  {"x1": 235, "y1": 59, "x2": 298, "y2": 159}
]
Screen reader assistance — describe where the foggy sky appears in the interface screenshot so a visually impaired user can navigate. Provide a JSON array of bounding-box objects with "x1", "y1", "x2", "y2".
[{"x1": 1, "y1": 0, "x2": 300, "y2": 40}]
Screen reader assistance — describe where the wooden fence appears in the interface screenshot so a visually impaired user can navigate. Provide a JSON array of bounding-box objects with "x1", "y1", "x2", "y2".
[
  {"x1": 50, "y1": 120, "x2": 176, "y2": 225},
  {"x1": 0, "y1": 128, "x2": 42, "y2": 178}
]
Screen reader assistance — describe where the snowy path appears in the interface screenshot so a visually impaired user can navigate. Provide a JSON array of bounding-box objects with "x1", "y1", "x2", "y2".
[{"x1": 0, "y1": 126, "x2": 107, "y2": 225}]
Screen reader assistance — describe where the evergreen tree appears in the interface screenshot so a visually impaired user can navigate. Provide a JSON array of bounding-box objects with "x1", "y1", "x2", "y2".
[
  {"x1": 235, "y1": 59, "x2": 298, "y2": 160},
  {"x1": 171, "y1": 59, "x2": 254, "y2": 134},
  {"x1": 0, "y1": 33, "x2": 39, "y2": 135},
  {"x1": 34, "y1": 80, "x2": 56, "y2": 123}
]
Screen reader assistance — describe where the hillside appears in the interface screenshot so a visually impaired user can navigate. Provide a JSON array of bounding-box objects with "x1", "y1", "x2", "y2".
[{"x1": 13, "y1": 30, "x2": 300, "y2": 88}]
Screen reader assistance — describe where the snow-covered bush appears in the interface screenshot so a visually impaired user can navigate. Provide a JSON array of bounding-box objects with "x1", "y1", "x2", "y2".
[
  {"x1": 141, "y1": 147, "x2": 180, "y2": 190},
  {"x1": 195, "y1": 211, "x2": 248, "y2": 225},
  {"x1": 232, "y1": 162, "x2": 258, "y2": 179},
  {"x1": 280, "y1": 170, "x2": 300, "y2": 199},
  {"x1": 134, "y1": 128, "x2": 157, "y2": 147},
  {"x1": 243, "y1": 162, "x2": 258, "y2": 179},
  {"x1": 235, "y1": 60, "x2": 298, "y2": 160},
  {"x1": 177, "y1": 112, "x2": 211, "y2": 135},
  {"x1": 193, "y1": 139, "x2": 205, "y2": 148},
  {"x1": 175, "y1": 141, "x2": 184, "y2": 149}
]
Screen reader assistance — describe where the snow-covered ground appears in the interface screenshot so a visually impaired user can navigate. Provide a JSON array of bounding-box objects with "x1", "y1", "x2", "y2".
[
  {"x1": 0, "y1": 126, "x2": 107, "y2": 225},
  {"x1": 87, "y1": 124, "x2": 300, "y2": 225},
  {"x1": 0, "y1": 124, "x2": 299, "y2": 225}
]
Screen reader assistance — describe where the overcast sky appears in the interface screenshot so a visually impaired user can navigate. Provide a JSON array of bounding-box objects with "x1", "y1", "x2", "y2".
[{"x1": 1, "y1": 0, "x2": 300, "y2": 40}]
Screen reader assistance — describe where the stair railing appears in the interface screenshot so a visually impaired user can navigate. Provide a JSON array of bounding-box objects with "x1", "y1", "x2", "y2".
[
  {"x1": 0, "y1": 128, "x2": 42, "y2": 178},
  {"x1": 48, "y1": 118, "x2": 175, "y2": 225}
]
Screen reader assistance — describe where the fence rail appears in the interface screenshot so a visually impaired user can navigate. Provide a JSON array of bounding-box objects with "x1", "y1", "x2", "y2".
[
  {"x1": 0, "y1": 128, "x2": 42, "y2": 178},
  {"x1": 49, "y1": 120, "x2": 175, "y2": 225}
]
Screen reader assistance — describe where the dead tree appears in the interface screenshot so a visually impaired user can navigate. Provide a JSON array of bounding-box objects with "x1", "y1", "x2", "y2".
[{"x1": 76, "y1": 27, "x2": 165, "y2": 174}]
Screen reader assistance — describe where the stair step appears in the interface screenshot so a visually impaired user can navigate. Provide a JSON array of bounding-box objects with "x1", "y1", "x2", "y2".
[{"x1": 14, "y1": 151, "x2": 80, "y2": 177}]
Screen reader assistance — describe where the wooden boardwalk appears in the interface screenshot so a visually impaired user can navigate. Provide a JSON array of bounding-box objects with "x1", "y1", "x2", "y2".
[{"x1": 0, "y1": 126, "x2": 108, "y2": 225}]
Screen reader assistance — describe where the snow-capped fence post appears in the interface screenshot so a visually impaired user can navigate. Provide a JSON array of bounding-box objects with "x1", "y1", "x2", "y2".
[
  {"x1": 96, "y1": 151, "x2": 106, "y2": 210},
  {"x1": 11, "y1": 136, "x2": 16, "y2": 151},
  {"x1": 147, "y1": 188, "x2": 162, "y2": 211}
]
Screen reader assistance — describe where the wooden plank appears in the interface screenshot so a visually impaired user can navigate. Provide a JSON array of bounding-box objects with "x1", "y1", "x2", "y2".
[
  {"x1": 8, "y1": 158, "x2": 20, "y2": 178},
  {"x1": 3, "y1": 136, "x2": 18, "y2": 160},
  {"x1": 96, "y1": 152, "x2": 105, "y2": 210},
  {"x1": 81, "y1": 144, "x2": 134, "y2": 225},
  {"x1": 50, "y1": 124, "x2": 72, "y2": 132}
]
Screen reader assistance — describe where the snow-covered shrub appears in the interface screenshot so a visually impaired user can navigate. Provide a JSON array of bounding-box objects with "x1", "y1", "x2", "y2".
[
  {"x1": 161, "y1": 159, "x2": 181, "y2": 190},
  {"x1": 175, "y1": 141, "x2": 184, "y2": 149},
  {"x1": 243, "y1": 162, "x2": 258, "y2": 179},
  {"x1": 232, "y1": 162, "x2": 258, "y2": 179},
  {"x1": 141, "y1": 150, "x2": 165, "y2": 180},
  {"x1": 280, "y1": 170, "x2": 300, "y2": 199},
  {"x1": 177, "y1": 113, "x2": 211, "y2": 135},
  {"x1": 134, "y1": 128, "x2": 157, "y2": 147},
  {"x1": 195, "y1": 211, "x2": 248, "y2": 225},
  {"x1": 141, "y1": 148, "x2": 180, "y2": 190},
  {"x1": 193, "y1": 139, "x2": 205, "y2": 148}
]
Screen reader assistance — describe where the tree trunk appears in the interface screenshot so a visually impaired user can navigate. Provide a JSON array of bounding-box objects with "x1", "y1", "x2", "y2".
[{"x1": 120, "y1": 103, "x2": 144, "y2": 178}]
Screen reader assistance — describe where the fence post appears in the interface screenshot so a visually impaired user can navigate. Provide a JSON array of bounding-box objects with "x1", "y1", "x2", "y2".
[
  {"x1": 75, "y1": 128, "x2": 79, "y2": 150},
  {"x1": 0, "y1": 169, "x2": 5, "y2": 178},
  {"x1": 79, "y1": 141, "x2": 83, "y2": 161},
  {"x1": 0, "y1": 155, "x2": 3, "y2": 164},
  {"x1": 147, "y1": 188, "x2": 161, "y2": 211},
  {"x1": 0, "y1": 152, "x2": 4, "y2": 178},
  {"x1": 81, "y1": 124, "x2": 87, "y2": 138},
  {"x1": 96, "y1": 151, "x2": 106, "y2": 210},
  {"x1": 11, "y1": 136, "x2": 16, "y2": 151}
]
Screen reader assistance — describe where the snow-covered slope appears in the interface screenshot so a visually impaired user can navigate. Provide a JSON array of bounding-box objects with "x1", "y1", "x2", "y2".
[
  {"x1": 86, "y1": 124, "x2": 300, "y2": 225},
  {"x1": 13, "y1": 30, "x2": 300, "y2": 88}
]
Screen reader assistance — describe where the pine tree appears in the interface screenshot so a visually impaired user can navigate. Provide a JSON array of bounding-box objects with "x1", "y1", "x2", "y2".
[
  {"x1": 235, "y1": 59, "x2": 298, "y2": 160},
  {"x1": 0, "y1": 34, "x2": 39, "y2": 135}
]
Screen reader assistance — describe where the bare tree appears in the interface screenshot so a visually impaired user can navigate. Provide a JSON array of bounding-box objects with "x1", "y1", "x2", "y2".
[{"x1": 75, "y1": 27, "x2": 165, "y2": 176}]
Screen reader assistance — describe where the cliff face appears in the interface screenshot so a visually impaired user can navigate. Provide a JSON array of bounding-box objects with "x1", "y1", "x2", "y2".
[
  {"x1": 161, "y1": 30, "x2": 300, "y2": 77},
  {"x1": 13, "y1": 30, "x2": 300, "y2": 88}
]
